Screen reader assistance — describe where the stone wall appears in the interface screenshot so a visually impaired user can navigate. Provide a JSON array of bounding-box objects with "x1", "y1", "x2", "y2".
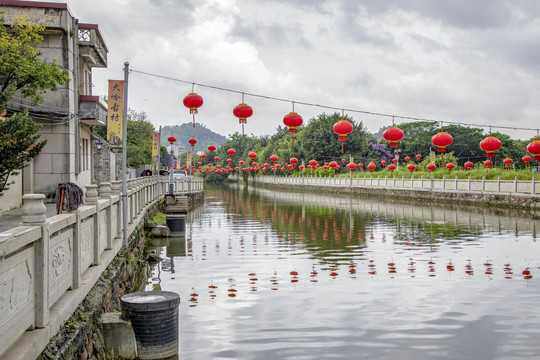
[{"x1": 92, "y1": 135, "x2": 117, "y2": 185}]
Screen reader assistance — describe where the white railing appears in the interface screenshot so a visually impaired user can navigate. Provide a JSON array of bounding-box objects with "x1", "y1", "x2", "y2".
[
  {"x1": 253, "y1": 174, "x2": 538, "y2": 196},
  {"x1": 0, "y1": 175, "x2": 203, "y2": 359}
]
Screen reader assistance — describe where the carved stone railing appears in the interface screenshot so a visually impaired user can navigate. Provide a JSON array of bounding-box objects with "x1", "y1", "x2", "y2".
[{"x1": 0, "y1": 175, "x2": 203, "y2": 359}]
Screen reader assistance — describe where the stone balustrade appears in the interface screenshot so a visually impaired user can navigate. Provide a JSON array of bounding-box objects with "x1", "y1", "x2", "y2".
[{"x1": 0, "y1": 175, "x2": 203, "y2": 359}]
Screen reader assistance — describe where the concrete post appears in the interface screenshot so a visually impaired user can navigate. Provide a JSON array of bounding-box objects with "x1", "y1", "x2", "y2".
[
  {"x1": 514, "y1": 176, "x2": 518, "y2": 194},
  {"x1": 468, "y1": 176, "x2": 471, "y2": 191},
  {"x1": 100, "y1": 182, "x2": 113, "y2": 249},
  {"x1": 532, "y1": 176, "x2": 536, "y2": 195},
  {"x1": 111, "y1": 180, "x2": 122, "y2": 239},
  {"x1": 22, "y1": 194, "x2": 49, "y2": 328},
  {"x1": 455, "y1": 176, "x2": 458, "y2": 191},
  {"x1": 99, "y1": 182, "x2": 112, "y2": 198},
  {"x1": 497, "y1": 176, "x2": 501, "y2": 193},
  {"x1": 85, "y1": 184, "x2": 99, "y2": 205},
  {"x1": 482, "y1": 176, "x2": 486, "y2": 192},
  {"x1": 86, "y1": 185, "x2": 100, "y2": 265},
  {"x1": 442, "y1": 175, "x2": 446, "y2": 191}
]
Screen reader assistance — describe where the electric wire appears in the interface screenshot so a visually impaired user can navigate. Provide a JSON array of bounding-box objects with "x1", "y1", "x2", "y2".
[{"x1": 130, "y1": 68, "x2": 540, "y2": 133}]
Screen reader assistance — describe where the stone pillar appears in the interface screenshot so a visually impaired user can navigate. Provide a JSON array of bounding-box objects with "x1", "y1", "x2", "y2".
[
  {"x1": 100, "y1": 182, "x2": 113, "y2": 249},
  {"x1": 111, "y1": 180, "x2": 122, "y2": 195},
  {"x1": 85, "y1": 184, "x2": 99, "y2": 205},
  {"x1": 22, "y1": 194, "x2": 50, "y2": 328},
  {"x1": 85, "y1": 184, "x2": 100, "y2": 265},
  {"x1": 100, "y1": 182, "x2": 112, "y2": 198}
]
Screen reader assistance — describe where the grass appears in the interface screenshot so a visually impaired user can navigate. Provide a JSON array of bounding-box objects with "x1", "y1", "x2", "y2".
[{"x1": 148, "y1": 212, "x2": 166, "y2": 226}]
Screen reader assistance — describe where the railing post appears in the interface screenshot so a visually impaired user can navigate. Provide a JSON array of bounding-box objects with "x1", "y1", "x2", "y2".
[
  {"x1": 111, "y1": 180, "x2": 122, "y2": 239},
  {"x1": 430, "y1": 173, "x2": 434, "y2": 191},
  {"x1": 455, "y1": 176, "x2": 458, "y2": 191},
  {"x1": 21, "y1": 194, "x2": 49, "y2": 328},
  {"x1": 442, "y1": 175, "x2": 446, "y2": 190},
  {"x1": 468, "y1": 176, "x2": 471, "y2": 191},
  {"x1": 532, "y1": 176, "x2": 536, "y2": 195},
  {"x1": 100, "y1": 182, "x2": 113, "y2": 250},
  {"x1": 513, "y1": 176, "x2": 518, "y2": 193},
  {"x1": 421, "y1": 175, "x2": 424, "y2": 189},
  {"x1": 85, "y1": 184, "x2": 100, "y2": 265},
  {"x1": 482, "y1": 176, "x2": 486, "y2": 192},
  {"x1": 497, "y1": 176, "x2": 501, "y2": 193}
]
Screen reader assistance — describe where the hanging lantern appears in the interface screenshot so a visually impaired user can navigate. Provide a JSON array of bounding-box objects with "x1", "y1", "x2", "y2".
[
  {"x1": 183, "y1": 92, "x2": 203, "y2": 128},
  {"x1": 416, "y1": 154, "x2": 422, "y2": 160},
  {"x1": 357, "y1": 163, "x2": 364, "y2": 170},
  {"x1": 522, "y1": 155, "x2": 531, "y2": 166},
  {"x1": 383, "y1": 126, "x2": 404, "y2": 148},
  {"x1": 208, "y1": 144, "x2": 216, "y2": 154},
  {"x1": 188, "y1": 137, "x2": 197, "y2": 152},
  {"x1": 527, "y1": 140, "x2": 540, "y2": 171},
  {"x1": 367, "y1": 162, "x2": 376, "y2": 172},
  {"x1": 329, "y1": 161, "x2": 338, "y2": 170},
  {"x1": 226, "y1": 158, "x2": 232, "y2": 164},
  {"x1": 407, "y1": 164, "x2": 416, "y2": 173},
  {"x1": 427, "y1": 163, "x2": 435, "y2": 173},
  {"x1": 214, "y1": 156, "x2": 220, "y2": 162},
  {"x1": 239, "y1": 160, "x2": 245, "y2": 166},
  {"x1": 480, "y1": 136, "x2": 502, "y2": 158},
  {"x1": 388, "y1": 164, "x2": 396, "y2": 173},
  {"x1": 392, "y1": 158, "x2": 398, "y2": 164},
  {"x1": 405, "y1": 156, "x2": 410, "y2": 162},
  {"x1": 201, "y1": 153, "x2": 207, "y2": 160},
  {"x1": 299, "y1": 165, "x2": 305, "y2": 171},
  {"x1": 167, "y1": 136, "x2": 176, "y2": 144},
  {"x1": 248, "y1": 152, "x2": 257, "y2": 161},
  {"x1": 446, "y1": 163, "x2": 455, "y2": 173},
  {"x1": 283, "y1": 112, "x2": 303, "y2": 147},
  {"x1": 464, "y1": 161, "x2": 474, "y2": 171},
  {"x1": 432, "y1": 132, "x2": 453, "y2": 152},
  {"x1": 276, "y1": 164, "x2": 282, "y2": 170},
  {"x1": 270, "y1": 155, "x2": 279, "y2": 164},
  {"x1": 333, "y1": 119, "x2": 354, "y2": 153},
  {"x1": 227, "y1": 148, "x2": 236, "y2": 157},
  {"x1": 233, "y1": 103, "x2": 253, "y2": 136},
  {"x1": 322, "y1": 165, "x2": 328, "y2": 170},
  {"x1": 484, "y1": 160, "x2": 493, "y2": 169},
  {"x1": 503, "y1": 158, "x2": 512, "y2": 171},
  {"x1": 381, "y1": 160, "x2": 387, "y2": 168},
  {"x1": 346, "y1": 163, "x2": 356, "y2": 172}
]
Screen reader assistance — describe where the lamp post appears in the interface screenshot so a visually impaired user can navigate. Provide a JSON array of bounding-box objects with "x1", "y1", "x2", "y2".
[{"x1": 168, "y1": 136, "x2": 176, "y2": 195}]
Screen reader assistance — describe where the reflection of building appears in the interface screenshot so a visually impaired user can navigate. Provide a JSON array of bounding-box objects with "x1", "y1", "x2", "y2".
[{"x1": 1, "y1": 1, "x2": 108, "y2": 206}]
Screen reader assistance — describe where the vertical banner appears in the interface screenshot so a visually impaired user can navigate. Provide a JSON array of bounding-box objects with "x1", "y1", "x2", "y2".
[
  {"x1": 186, "y1": 151, "x2": 192, "y2": 169},
  {"x1": 106, "y1": 80, "x2": 124, "y2": 147},
  {"x1": 151, "y1": 132, "x2": 160, "y2": 172},
  {"x1": 430, "y1": 150, "x2": 436, "y2": 164}
]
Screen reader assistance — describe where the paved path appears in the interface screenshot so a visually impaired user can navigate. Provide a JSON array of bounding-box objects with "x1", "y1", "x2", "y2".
[{"x1": 0, "y1": 204, "x2": 58, "y2": 233}]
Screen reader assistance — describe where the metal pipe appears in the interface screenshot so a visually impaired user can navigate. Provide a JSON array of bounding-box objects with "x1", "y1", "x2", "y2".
[{"x1": 122, "y1": 62, "x2": 129, "y2": 247}]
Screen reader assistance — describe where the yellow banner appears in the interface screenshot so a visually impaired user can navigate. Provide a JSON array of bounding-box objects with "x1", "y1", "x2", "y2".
[
  {"x1": 186, "y1": 151, "x2": 192, "y2": 169},
  {"x1": 151, "y1": 132, "x2": 160, "y2": 170},
  {"x1": 106, "y1": 80, "x2": 124, "y2": 147}
]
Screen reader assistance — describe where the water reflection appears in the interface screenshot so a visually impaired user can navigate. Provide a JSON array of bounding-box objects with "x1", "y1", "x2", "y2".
[{"x1": 147, "y1": 184, "x2": 540, "y2": 360}]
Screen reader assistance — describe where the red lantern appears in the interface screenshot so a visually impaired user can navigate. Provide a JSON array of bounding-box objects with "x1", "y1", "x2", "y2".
[
  {"x1": 227, "y1": 148, "x2": 236, "y2": 157},
  {"x1": 188, "y1": 137, "x2": 197, "y2": 152},
  {"x1": 226, "y1": 158, "x2": 232, "y2": 164},
  {"x1": 392, "y1": 158, "x2": 398, "y2": 164},
  {"x1": 527, "y1": 140, "x2": 540, "y2": 162},
  {"x1": 183, "y1": 93, "x2": 203, "y2": 128},
  {"x1": 201, "y1": 153, "x2": 207, "y2": 160},
  {"x1": 283, "y1": 112, "x2": 303, "y2": 146},
  {"x1": 239, "y1": 160, "x2": 245, "y2": 166},
  {"x1": 248, "y1": 152, "x2": 257, "y2": 161},
  {"x1": 367, "y1": 162, "x2": 376, "y2": 172},
  {"x1": 233, "y1": 103, "x2": 253, "y2": 136},
  {"x1": 299, "y1": 165, "x2": 305, "y2": 171},
  {"x1": 208, "y1": 144, "x2": 216, "y2": 154},
  {"x1": 432, "y1": 132, "x2": 453, "y2": 152},
  {"x1": 167, "y1": 136, "x2": 176, "y2": 144},
  {"x1": 289, "y1": 157, "x2": 298, "y2": 166},
  {"x1": 288, "y1": 164, "x2": 294, "y2": 171},
  {"x1": 405, "y1": 156, "x2": 410, "y2": 162},
  {"x1": 522, "y1": 155, "x2": 531, "y2": 166},
  {"x1": 446, "y1": 163, "x2": 455, "y2": 173},
  {"x1": 480, "y1": 137, "x2": 502, "y2": 158},
  {"x1": 270, "y1": 155, "x2": 279, "y2": 164},
  {"x1": 427, "y1": 163, "x2": 435, "y2": 172},
  {"x1": 333, "y1": 119, "x2": 354, "y2": 153},
  {"x1": 276, "y1": 164, "x2": 282, "y2": 170},
  {"x1": 416, "y1": 154, "x2": 421, "y2": 160},
  {"x1": 484, "y1": 160, "x2": 493, "y2": 169},
  {"x1": 464, "y1": 161, "x2": 474, "y2": 171},
  {"x1": 357, "y1": 163, "x2": 364, "y2": 170},
  {"x1": 235, "y1": 167, "x2": 240, "y2": 172},
  {"x1": 388, "y1": 164, "x2": 396, "y2": 172},
  {"x1": 214, "y1": 156, "x2": 220, "y2": 162},
  {"x1": 407, "y1": 164, "x2": 416, "y2": 173},
  {"x1": 383, "y1": 127, "x2": 404, "y2": 148},
  {"x1": 346, "y1": 163, "x2": 357, "y2": 172},
  {"x1": 503, "y1": 158, "x2": 512, "y2": 171},
  {"x1": 329, "y1": 161, "x2": 338, "y2": 169},
  {"x1": 322, "y1": 165, "x2": 328, "y2": 170},
  {"x1": 381, "y1": 160, "x2": 387, "y2": 168}
]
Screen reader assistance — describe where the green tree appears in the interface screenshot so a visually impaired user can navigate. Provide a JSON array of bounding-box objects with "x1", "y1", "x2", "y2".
[
  {"x1": 0, "y1": 13, "x2": 69, "y2": 108},
  {"x1": 0, "y1": 111, "x2": 47, "y2": 194},
  {"x1": 0, "y1": 13, "x2": 69, "y2": 195},
  {"x1": 299, "y1": 112, "x2": 371, "y2": 163}
]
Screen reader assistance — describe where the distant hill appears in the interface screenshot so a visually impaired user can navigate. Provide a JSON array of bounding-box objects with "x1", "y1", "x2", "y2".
[{"x1": 160, "y1": 123, "x2": 228, "y2": 152}]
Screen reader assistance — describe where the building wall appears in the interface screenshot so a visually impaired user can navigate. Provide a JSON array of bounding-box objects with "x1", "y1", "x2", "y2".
[{"x1": 0, "y1": 173, "x2": 23, "y2": 212}]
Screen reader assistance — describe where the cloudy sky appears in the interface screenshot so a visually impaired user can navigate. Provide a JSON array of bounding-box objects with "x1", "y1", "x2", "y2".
[{"x1": 56, "y1": 0, "x2": 540, "y2": 139}]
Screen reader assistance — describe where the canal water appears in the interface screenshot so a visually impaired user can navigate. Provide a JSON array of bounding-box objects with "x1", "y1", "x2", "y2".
[{"x1": 146, "y1": 184, "x2": 540, "y2": 360}]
